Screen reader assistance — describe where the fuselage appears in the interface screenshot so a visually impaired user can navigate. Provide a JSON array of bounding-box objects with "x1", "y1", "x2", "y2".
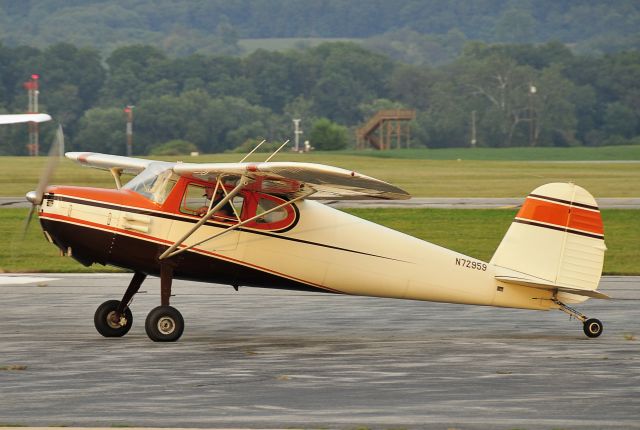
[{"x1": 38, "y1": 180, "x2": 554, "y2": 312}]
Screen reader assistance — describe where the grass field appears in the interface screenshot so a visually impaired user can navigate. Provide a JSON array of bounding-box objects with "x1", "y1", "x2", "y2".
[
  {"x1": 1, "y1": 208, "x2": 637, "y2": 275},
  {"x1": 238, "y1": 37, "x2": 361, "y2": 54},
  {"x1": 344, "y1": 144, "x2": 640, "y2": 160},
  {"x1": 1, "y1": 145, "x2": 639, "y2": 198}
]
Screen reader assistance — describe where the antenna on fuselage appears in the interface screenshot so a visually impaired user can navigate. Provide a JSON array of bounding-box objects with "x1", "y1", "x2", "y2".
[
  {"x1": 238, "y1": 139, "x2": 266, "y2": 163},
  {"x1": 264, "y1": 139, "x2": 290, "y2": 162}
]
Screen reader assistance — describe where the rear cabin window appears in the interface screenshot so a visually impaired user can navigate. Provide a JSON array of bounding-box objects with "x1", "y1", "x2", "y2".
[
  {"x1": 255, "y1": 198, "x2": 288, "y2": 224},
  {"x1": 243, "y1": 193, "x2": 296, "y2": 231}
]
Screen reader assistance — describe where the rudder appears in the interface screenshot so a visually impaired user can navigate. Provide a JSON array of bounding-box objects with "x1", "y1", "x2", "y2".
[{"x1": 491, "y1": 183, "x2": 606, "y2": 302}]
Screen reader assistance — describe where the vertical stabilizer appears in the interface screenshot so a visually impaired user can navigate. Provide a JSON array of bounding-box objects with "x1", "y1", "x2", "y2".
[{"x1": 491, "y1": 183, "x2": 606, "y2": 302}]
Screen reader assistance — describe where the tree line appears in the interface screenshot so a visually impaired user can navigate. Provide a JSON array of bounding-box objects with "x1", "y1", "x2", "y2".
[
  {"x1": 0, "y1": 40, "x2": 639, "y2": 155},
  {"x1": 2, "y1": 1, "x2": 639, "y2": 57}
]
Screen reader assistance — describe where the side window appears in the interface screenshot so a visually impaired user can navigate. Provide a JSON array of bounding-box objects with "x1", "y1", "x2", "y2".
[
  {"x1": 231, "y1": 196, "x2": 244, "y2": 218},
  {"x1": 256, "y1": 197, "x2": 287, "y2": 224},
  {"x1": 180, "y1": 184, "x2": 206, "y2": 215},
  {"x1": 154, "y1": 179, "x2": 177, "y2": 204},
  {"x1": 180, "y1": 183, "x2": 244, "y2": 222}
]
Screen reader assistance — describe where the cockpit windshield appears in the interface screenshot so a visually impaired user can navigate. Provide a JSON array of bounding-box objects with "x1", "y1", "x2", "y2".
[{"x1": 123, "y1": 162, "x2": 178, "y2": 204}]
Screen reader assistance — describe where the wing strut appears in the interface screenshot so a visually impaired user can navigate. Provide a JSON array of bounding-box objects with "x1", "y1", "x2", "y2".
[
  {"x1": 238, "y1": 139, "x2": 266, "y2": 163},
  {"x1": 159, "y1": 189, "x2": 315, "y2": 260},
  {"x1": 158, "y1": 176, "x2": 251, "y2": 260},
  {"x1": 265, "y1": 140, "x2": 289, "y2": 162},
  {"x1": 110, "y1": 168, "x2": 123, "y2": 189}
]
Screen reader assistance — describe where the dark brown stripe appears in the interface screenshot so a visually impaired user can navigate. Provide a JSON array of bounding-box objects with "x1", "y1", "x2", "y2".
[
  {"x1": 40, "y1": 217, "x2": 336, "y2": 294},
  {"x1": 528, "y1": 193, "x2": 599, "y2": 211},
  {"x1": 514, "y1": 218, "x2": 604, "y2": 239}
]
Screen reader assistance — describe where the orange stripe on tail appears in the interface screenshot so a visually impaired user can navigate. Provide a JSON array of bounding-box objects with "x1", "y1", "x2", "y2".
[{"x1": 516, "y1": 196, "x2": 604, "y2": 237}]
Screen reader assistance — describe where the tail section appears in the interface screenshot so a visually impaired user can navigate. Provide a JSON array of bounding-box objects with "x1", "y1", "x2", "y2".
[{"x1": 491, "y1": 183, "x2": 607, "y2": 303}]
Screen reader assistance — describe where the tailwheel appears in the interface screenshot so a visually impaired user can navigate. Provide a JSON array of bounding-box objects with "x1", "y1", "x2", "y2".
[
  {"x1": 94, "y1": 300, "x2": 133, "y2": 337},
  {"x1": 145, "y1": 306, "x2": 184, "y2": 342},
  {"x1": 583, "y1": 318, "x2": 604, "y2": 338},
  {"x1": 555, "y1": 299, "x2": 604, "y2": 339}
]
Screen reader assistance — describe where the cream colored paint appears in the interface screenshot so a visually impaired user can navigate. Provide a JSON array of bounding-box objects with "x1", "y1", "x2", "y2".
[{"x1": 42, "y1": 195, "x2": 561, "y2": 312}]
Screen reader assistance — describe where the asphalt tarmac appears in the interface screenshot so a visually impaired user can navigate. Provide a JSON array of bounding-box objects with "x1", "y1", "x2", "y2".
[{"x1": 1, "y1": 274, "x2": 639, "y2": 429}]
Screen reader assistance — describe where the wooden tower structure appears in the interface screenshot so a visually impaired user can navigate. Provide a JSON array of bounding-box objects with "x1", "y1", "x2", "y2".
[{"x1": 356, "y1": 109, "x2": 416, "y2": 150}]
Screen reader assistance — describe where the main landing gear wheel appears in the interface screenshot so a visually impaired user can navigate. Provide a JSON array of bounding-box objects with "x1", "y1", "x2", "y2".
[
  {"x1": 94, "y1": 300, "x2": 133, "y2": 337},
  {"x1": 583, "y1": 318, "x2": 604, "y2": 338},
  {"x1": 145, "y1": 306, "x2": 184, "y2": 342}
]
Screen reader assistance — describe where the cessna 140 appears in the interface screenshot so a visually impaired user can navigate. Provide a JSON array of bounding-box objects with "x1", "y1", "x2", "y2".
[
  {"x1": 23, "y1": 137, "x2": 608, "y2": 342},
  {"x1": 0, "y1": 113, "x2": 51, "y2": 125}
]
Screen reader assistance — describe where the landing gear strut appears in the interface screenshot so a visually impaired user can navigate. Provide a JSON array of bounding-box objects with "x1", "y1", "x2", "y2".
[
  {"x1": 94, "y1": 266, "x2": 184, "y2": 342},
  {"x1": 144, "y1": 263, "x2": 184, "y2": 342},
  {"x1": 554, "y1": 299, "x2": 604, "y2": 338},
  {"x1": 94, "y1": 271, "x2": 146, "y2": 337}
]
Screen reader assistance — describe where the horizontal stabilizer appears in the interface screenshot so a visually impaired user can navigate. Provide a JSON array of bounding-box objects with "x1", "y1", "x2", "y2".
[{"x1": 496, "y1": 275, "x2": 610, "y2": 299}]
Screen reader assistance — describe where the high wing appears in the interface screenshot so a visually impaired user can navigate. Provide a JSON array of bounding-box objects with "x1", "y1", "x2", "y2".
[
  {"x1": 173, "y1": 161, "x2": 410, "y2": 200},
  {"x1": 66, "y1": 152, "x2": 411, "y2": 201},
  {"x1": 66, "y1": 152, "x2": 156, "y2": 174},
  {"x1": 0, "y1": 113, "x2": 52, "y2": 124}
]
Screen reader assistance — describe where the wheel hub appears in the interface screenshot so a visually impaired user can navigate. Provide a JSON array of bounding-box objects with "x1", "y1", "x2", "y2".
[
  {"x1": 157, "y1": 317, "x2": 176, "y2": 335},
  {"x1": 107, "y1": 311, "x2": 127, "y2": 329}
]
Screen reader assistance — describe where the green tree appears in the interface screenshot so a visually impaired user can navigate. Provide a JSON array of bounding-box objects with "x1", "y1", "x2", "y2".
[
  {"x1": 75, "y1": 107, "x2": 127, "y2": 154},
  {"x1": 309, "y1": 43, "x2": 394, "y2": 123},
  {"x1": 494, "y1": 7, "x2": 536, "y2": 44},
  {"x1": 101, "y1": 45, "x2": 168, "y2": 105},
  {"x1": 603, "y1": 102, "x2": 638, "y2": 139},
  {"x1": 309, "y1": 118, "x2": 349, "y2": 150},
  {"x1": 150, "y1": 139, "x2": 199, "y2": 156}
]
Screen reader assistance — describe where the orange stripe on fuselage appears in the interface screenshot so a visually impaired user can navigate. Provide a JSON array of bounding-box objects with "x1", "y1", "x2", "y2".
[{"x1": 516, "y1": 196, "x2": 604, "y2": 236}]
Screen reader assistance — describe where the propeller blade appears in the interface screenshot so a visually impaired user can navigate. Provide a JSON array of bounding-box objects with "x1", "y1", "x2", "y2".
[
  {"x1": 22, "y1": 124, "x2": 64, "y2": 238},
  {"x1": 33, "y1": 124, "x2": 63, "y2": 205},
  {"x1": 22, "y1": 204, "x2": 37, "y2": 239}
]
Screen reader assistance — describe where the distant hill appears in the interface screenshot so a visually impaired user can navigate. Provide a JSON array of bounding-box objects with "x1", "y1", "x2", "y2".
[{"x1": 0, "y1": 0, "x2": 638, "y2": 58}]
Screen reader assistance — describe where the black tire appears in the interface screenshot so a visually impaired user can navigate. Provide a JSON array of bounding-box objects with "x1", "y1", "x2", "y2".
[
  {"x1": 583, "y1": 318, "x2": 603, "y2": 338},
  {"x1": 145, "y1": 306, "x2": 184, "y2": 342},
  {"x1": 94, "y1": 300, "x2": 133, "y2": 338}
]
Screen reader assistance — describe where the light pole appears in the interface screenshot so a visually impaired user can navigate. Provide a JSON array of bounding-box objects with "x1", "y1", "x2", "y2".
[
  {"x1": 293, "y1": 118, "x2": 303, "y2": 152},
  {"x1": 529, "y1": 84, "x2": 537, "y2": 146},
  {"x1": 470, "y1": 110, "x2": 477, "y2": 147},
  {"x1": 124, "y1": 105, "x2": 134, "y2": 156}
]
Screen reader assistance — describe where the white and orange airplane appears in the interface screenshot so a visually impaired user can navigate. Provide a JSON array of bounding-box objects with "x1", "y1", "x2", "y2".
[
  {"x1": 24, "y1": 143, "x2": 608, "y2": 342},
  {"x1": 0, "y1": 113, "x2": 51, "y2": 125}
]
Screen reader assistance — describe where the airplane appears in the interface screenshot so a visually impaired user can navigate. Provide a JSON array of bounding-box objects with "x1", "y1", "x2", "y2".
[
  {"x1": 0, "y1": 113, "x2": 51, "y2": 125},
  {"x1": 23, "y1": 141, "x2": 608, "y2": 342}
]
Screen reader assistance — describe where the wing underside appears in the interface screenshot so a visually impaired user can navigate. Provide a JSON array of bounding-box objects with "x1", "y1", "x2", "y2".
[
  {"x1": 65, "y1": 153, "x2": 411, "y2": 201},
  {"x1": 173, "y1": 161, "x2": 411, "y2": 200}
]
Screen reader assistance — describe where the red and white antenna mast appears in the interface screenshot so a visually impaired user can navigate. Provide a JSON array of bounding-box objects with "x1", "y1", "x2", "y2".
[{"x1": 23, "y1": 74, "x2": 40, "y2": 156}]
